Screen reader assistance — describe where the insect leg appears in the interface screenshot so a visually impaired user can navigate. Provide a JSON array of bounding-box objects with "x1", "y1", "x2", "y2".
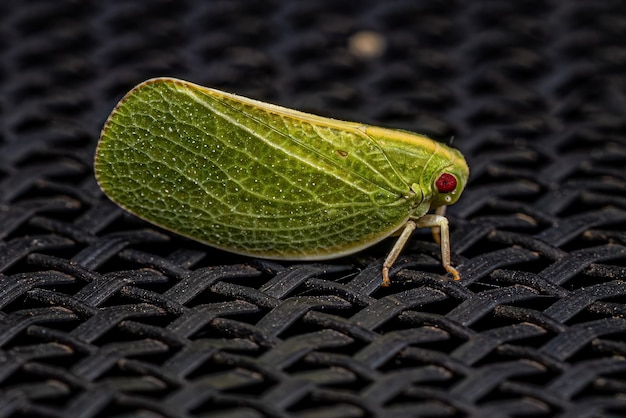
[
  {"x1": 416, "y1": 214, "x2": 461, "y2": 281},
  {"x1": 431, "y1": 206, "x2": 447, "y2": 244},
  {"x1": 382, "y1": 220, "x2": 417, "y2": 287}
]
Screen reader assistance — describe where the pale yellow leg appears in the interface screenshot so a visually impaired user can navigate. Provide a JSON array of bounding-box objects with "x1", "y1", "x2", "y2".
[
  {"x1": 417, "y1": 214, "x2": 461, "y2": 281},
  {"x1": 431, "y1": 206, "x2": 446, "y2": 245},
  {"x1": 381, "y1": 220, "x2": 416, "y2": 287},
  {"x1": 381, "y1": 214, "x2": 461, "y2": 286}
]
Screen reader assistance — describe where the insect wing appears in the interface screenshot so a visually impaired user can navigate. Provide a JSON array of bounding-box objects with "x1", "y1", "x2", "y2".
[{"x1": 95, "y1": 78, "x2": 412, "y2": 259}]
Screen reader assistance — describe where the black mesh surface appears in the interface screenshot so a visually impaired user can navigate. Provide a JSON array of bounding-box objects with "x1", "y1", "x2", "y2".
[{"x1": 1, "y1": 1, "x2": 626, "y2": 417}]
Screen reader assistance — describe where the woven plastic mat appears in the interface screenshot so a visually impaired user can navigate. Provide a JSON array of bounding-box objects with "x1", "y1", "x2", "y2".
[{"x1": 1, "y1": 1, "x2": 626, "y2": 417}]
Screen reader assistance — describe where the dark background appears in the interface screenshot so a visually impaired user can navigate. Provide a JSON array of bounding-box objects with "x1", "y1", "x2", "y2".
[{"x1": 1, "y1": 1, "x2": 626, "y2": 417}]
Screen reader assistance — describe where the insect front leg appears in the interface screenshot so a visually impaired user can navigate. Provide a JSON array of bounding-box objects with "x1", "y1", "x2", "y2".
[
  {"x1": 381, "y1": 214, "x2": 461, "y2": 286},
  {"x1": 416, "y1": 214, "x2": 461, "y2": 281},
  {"x1": 431, "y1": 206, "x2": 446, "y2": 245}
]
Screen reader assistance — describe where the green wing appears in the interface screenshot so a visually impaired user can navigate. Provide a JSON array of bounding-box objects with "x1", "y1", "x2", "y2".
[{"x1": 95, "y1": 78, "x2": 415, "y2": 259}]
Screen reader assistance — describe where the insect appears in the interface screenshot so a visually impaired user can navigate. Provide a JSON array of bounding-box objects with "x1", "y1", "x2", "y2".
[{"x1": 94, "y1": 78, "x2": 469, "y2": 286}]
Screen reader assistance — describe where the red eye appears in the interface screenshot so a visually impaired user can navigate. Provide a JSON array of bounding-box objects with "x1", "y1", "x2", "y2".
[{"x1": 435, "y1": 173, "x2": 457, "y2": 193}]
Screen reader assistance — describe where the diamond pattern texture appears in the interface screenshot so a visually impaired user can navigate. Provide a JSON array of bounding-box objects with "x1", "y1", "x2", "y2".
[{"x1": 1, "y1": 1, "x2": 625, "y2": 417}]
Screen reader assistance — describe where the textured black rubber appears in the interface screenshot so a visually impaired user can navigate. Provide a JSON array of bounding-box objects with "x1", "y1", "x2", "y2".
[{"x1": 0, "y1": 1, "x2": 625, "y2": 417}]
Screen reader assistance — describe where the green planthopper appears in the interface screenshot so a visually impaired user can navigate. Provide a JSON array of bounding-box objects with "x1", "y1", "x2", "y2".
[{"x1": 95, "y1": 78, "x2": 469, "y2": 286}]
